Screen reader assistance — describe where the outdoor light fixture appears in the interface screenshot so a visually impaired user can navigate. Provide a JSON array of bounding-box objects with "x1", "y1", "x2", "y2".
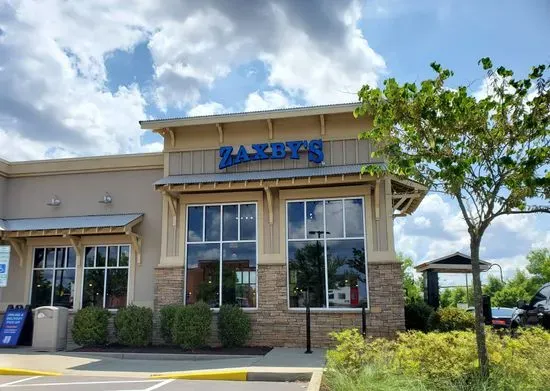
[
  {"x1": 46, "y1": 195, "x2": 61, "y2": 207},
  {"x1": 98, "y1": 192, "x2": 112, "y2": 204}
]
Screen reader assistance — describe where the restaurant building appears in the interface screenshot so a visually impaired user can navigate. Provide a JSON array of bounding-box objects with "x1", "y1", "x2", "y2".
[{"x1": 0, "y1": 103, "x2": 426, "y2": 347}]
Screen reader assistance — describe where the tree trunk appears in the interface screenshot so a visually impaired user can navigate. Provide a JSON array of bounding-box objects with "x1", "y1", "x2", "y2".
[{"x1": 470, "y1": 235, "x2": 489, "y2": 377}]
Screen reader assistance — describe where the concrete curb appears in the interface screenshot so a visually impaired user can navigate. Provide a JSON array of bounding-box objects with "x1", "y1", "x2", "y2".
[
  {"x1": 307, "y1": 370, "x2": 323, "y2": 391},
  {"x1": 0, "y1": 368, "x2": 61, "y2": 376},
  {"x1": 151, "y1": 368, "x2": 248, "y2": 381},
  {"x1": 151, "y1": 367, "x2": 314, "y2": 382},
  {"x1": 66, "y1": 351, "x2": 259, "y2": 361}
]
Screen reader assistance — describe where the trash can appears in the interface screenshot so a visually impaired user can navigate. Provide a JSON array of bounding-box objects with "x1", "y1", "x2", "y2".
[{"x1": 32, "y1": 306, "x2": 69, "y2": 351}]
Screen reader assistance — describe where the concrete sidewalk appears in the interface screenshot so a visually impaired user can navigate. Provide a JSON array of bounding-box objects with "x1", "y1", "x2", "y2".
[{"x1": 0, "y1": 347, "x2": 326, "y2": 378}]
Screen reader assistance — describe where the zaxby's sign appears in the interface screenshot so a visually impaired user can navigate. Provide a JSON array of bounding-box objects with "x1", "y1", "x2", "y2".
[{"x1": 219, "y1": 139, "x2": 324, "y2": 170}]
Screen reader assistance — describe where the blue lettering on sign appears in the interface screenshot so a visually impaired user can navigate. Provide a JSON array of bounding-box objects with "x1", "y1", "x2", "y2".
[{"x1": 219, "y1": 139, "x2": 324, "y2": 169}]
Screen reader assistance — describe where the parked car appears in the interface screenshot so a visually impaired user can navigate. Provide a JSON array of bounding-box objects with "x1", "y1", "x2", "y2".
[
  {"x1": 467, "y1": 306, "x2": 518, "y2": 329},
  {"x1": 513, "y1": 283, "x2": 550, "y2": 329}
]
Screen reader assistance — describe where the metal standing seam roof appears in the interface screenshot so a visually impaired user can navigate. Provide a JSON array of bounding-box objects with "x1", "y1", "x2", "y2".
[
  {"x1": 154, "y1": 163, "x2": 385, "y2": 186},
  {"x1": 0, "y1": 213, "x2": 143, "y2": 232},
  {"x1": 139, "y1": 102, "x2": 359, "y2": 127}
]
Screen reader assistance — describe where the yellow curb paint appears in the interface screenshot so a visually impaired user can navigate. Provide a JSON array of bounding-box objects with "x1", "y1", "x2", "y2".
[
  {"x1": 151, "y1": 369, "x2": 248, "y2": 381},
  {"x1": 0, "y1": 368, "x2": 61, "y2": 376}
]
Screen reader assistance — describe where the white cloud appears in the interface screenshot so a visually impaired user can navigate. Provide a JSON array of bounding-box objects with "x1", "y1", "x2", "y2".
[
  {"x1": 0, "y1": 0, "x2": 151, "y2": 161},
  {"x1": 244, "y1": 90, "x2": 297, "y2": 112},
  {"x1": 0, "y1": 0, "x2": 386, "y2": 160},
  {"x1": 187, "y1": 102, "x2": 228, "y2": 117},
  {"x1": 413, "y1": 216, "x2": 431, "y2": 229},
  {"x1": 145, "y1": 0, "x2": 385, "y2": 108}
]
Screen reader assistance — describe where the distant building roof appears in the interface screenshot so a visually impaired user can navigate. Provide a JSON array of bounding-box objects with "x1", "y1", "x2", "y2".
[{"x1": 415, "y1": 252, "x2": 492, "y2": 273}]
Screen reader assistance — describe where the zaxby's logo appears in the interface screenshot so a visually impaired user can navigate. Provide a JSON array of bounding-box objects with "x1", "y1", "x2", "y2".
[{"x1": 219, "y1": 139, "x2": 324, "y2": 170}]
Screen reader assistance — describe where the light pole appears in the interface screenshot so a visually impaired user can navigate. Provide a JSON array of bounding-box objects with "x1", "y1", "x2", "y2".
[{"x1": 487, "y1": 263, "x2": 504, "y2": 282}]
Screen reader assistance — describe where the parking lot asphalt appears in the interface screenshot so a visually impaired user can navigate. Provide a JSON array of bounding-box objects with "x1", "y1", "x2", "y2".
[{"x1": 0, "y1": 375, "x2": 309, "y2": 391}]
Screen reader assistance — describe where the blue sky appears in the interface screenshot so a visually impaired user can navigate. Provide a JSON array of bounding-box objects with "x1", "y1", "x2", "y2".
[{"x1": 0, "y1": 0, "x2": 548, "y2": 281}]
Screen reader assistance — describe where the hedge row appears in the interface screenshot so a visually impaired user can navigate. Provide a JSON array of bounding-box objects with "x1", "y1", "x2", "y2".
[{"x1": 72, "y1": 302, "x2": 250, "y2": 349}]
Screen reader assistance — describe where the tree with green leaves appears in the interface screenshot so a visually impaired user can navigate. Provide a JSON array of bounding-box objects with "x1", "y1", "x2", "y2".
[
  {"x1": 399, "y1": 253, "x2": 423, "y2": 304},
  {"x1": 356, "y1": 59, "x2": 549, "y2": 376},
  {"x1": 491, "y1": 269, "x2": 537, "y2": 307},
  {"x1": 440, "y1": 286, "x2": 473, "y2": 308},
  {"x1": 526, "y1": 248, "x2": 550, "y2": 285}
]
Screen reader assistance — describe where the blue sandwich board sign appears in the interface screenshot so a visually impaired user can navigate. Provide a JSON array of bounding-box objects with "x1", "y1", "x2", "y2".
[
  {"x1": 219, "y1": 139, "x2": 324, "y2": 170},
  {"x1": 0, "y1": 307, "x2": 31, "y2": 347}
]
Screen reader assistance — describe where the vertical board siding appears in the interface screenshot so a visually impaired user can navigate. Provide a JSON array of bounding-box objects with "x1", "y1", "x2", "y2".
[{"x1": 167, "y1": 139, "x2": 376, "y2": 176}]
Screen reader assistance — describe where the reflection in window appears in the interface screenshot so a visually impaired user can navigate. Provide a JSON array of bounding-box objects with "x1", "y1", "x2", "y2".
[
  {"x1": 287, "y1": 198, "x2": 367, "y2": 309},
  {"x1": 82, "y1": 245, "x2": 130, "y2": 309},
  {"x1": 186, "y1": 203, "x2": 257, "y2": 308},
  {"x1": 31, "y1": 247, "x2": 75, "y2": 308},
  {"x1": 186, "y1": 243, "x2": 220, "y2": 307}
]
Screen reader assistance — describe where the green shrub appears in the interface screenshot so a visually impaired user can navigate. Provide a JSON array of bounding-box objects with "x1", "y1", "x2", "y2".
[
  {"x1": 325, "y1": 328, "x2": 550, "y2": 391},
  {"x1": 404, "y1": 301, "x2": 434, "y2": 331},
  {"x1": 172, "y1": 302, "x2": 212, "y2": 349},
  {"x1": 218, "y1": 305, "x2": 251, "y2": 348},
  {"x1": 72, "y1": 307, "x2": 110, "y2": 346},
  {"x1": 430, "y1": 307, "x2": 475, "y2": 332},
  {"x1": 327, "y1": 329, "x2": 395, "y2": 375},
  {"x1": 114, "y1": 305, "x2": 153, "y2": 347},
  {"x1": 160, "y1": 304, "x2": 185, "y2": 344}
]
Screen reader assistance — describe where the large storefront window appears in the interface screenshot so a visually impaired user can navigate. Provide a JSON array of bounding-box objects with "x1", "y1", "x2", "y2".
[
  {"x1": 287, "y1": 198, "x2": 367, "y2": 309},
  {"x1": 31, "y1": 247, "x2": 76, "y2": 308},
  {"x1": 186, "y1": 203, "x2": 257, "y2": 308},
  {"x1": 82, "y1": 245, "x2": 130, "y2": 309}
]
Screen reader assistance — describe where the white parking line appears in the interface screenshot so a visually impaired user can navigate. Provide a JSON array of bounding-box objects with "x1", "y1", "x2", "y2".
[
  {"x1": 144, "y1": 379, "x2": 175, "y2": 391},
  {"x1": 0, "y1": 376, "x2": 42, "y2": 387},
  {"x1": 113, "y1": 379, "x2": 175, "y2": 391},
  {"x1": 2, "y1": 379, "x2": 160, "y2": 388}
]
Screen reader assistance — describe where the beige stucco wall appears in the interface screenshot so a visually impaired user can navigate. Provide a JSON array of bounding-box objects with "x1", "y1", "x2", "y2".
[
  {"x1": 0, "y1": 175, "x2": 7, "y2": 217},
  {"x1": 0, "y1": 168, "x2": 163, "y2": 310}
]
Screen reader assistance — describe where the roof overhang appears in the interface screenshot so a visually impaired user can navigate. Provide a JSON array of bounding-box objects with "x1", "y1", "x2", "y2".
[
  {"x1": 0, "y1": 213, "x2": 143, "y2": 239},
  {"x1": 139, "y1": 102, "x2": 359, "y2": 130},
  {"x1": 415, "y1": 252, "x2": 492, "y2": 273}
]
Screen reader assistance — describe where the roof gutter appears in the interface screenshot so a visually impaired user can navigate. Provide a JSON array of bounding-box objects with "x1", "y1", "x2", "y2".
[{"x1": 139, "y1": 102, "x2": 360, "y2": 130}]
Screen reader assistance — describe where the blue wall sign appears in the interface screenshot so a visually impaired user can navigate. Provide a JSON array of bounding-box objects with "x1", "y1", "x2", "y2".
[
  {"x1": 0, "y1": 307, "x2": 30, "y2": 347},
  {"x1": 219, "y1": 139, "x2": 324, "y2": 170}
]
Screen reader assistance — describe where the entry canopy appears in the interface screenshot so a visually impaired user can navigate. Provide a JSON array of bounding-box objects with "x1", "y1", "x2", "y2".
[
  {"x1": 155, "y1": 164, "x2": 427, "y2": 216},
  {"x1": 0, "y1": 213, "x2": 143, "y2": 238},
  {"x1": 414, "y1": 252, "x2": 492, "y2": 274}
]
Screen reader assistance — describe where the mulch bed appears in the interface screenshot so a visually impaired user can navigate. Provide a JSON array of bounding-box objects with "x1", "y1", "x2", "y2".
[{"x1": 72, "y1": 344, "x2": 272, "y2": 356}]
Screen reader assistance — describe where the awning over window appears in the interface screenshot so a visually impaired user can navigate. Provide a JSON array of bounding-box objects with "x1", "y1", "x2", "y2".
[
  {"x1": 0, "y1": 213, "x2": 143, "y2": 238},
  {"x1": 154, "y1": 163, "x2": 427, "y2": 216},
  {"x1": 154, "y1": 163, "x2": 379, "y2": 187}
]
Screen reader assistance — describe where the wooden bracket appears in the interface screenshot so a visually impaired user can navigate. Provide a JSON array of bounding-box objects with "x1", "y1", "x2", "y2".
[
  {"x1": 216, "y1": 123, "x2": 224, "y2": 144},
  {"x1": 264, "y1": 186, "x2": 274, "y2": 225},
  {"x1": 153, "y1": 128, "x2": 175, "y2": 148},
  {"x1": 320, "y1": 114, "x2": 326, "y2": 135},
  {"x1": 126, "y1": 231, "x2": 142, "y2": 265},
  {"x1": 163, "y1": 191, "x2": 179, "y2": 226},
  {"x1": 7, "y1": 238, "x2": 26, "y2": 267},
  {"x1": 267, "y1": 119, "x2": 273, "y2": 140},
  {"x1": 63, "y1": 235, "x2": 83, "y2": 264}
]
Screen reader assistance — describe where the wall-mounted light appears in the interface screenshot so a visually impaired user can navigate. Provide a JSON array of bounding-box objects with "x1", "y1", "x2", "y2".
[
  {"x1": 98, "y1": 192, "x2": 112, "y2": 204},
  {"x1": 46, "y1": 195, "x2": 61, "y2": 207}
]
